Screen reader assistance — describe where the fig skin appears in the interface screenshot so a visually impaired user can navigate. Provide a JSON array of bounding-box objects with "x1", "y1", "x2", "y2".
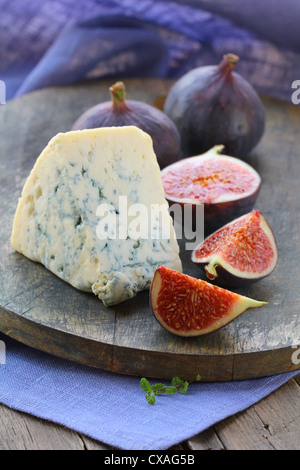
[
  {"x1": 161, "y1": 145, "x2": 261, "y2": 236},
  {"x1": 165, "y1": 185, "x2": 260, "y2": 236},
  {"x1": 195, "y1": 261, "x2": 264, "y2": 288},
  {"x1": 72, "y1": 81, "x2": 181, "y2": 169},
  {"x1": 203, "y1": 186, "x2": 260, "y2": 236},
  {"x1": 192, "y1": 210, "x2": 278, "y2": 288},
  {"x1": 150, "y1": 266, "x2": 267, "y2": 337},
  {"x1": 164, "y1": 53, "x2": 265, "y2": 158}
]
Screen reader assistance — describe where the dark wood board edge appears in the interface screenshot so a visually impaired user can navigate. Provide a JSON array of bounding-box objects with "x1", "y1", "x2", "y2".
[
  {"x1": 111, "y1": 343, "x2": 300, "y2": 381},
  {"x1": 0, "y1": 305, "x2": 113, "y2": 371},
  {"x1": 1, "y1": 304, "x2": 299, "y2": 382}
]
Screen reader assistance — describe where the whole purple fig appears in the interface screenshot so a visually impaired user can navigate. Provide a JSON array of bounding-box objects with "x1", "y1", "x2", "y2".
[
  {"x1": 72, "y1": 81, "x2": 181, "y2": 169},
  {"x1": 164, "y1": 54, "x2": 265, "y2": 158}
]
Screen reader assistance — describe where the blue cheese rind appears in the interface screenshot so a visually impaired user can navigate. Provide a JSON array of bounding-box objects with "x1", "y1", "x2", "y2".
[{"x1": 11, "y1": 126, "x2": 182, "y2": 306}]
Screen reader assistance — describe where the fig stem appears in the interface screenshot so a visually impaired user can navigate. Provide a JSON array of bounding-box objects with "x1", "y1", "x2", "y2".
[
  {"x1": 109, "y1": 81, "x2": 128, "y2": 110},
  {"x1": 223, "y1": 53, "x2": 239, "y2": 68},
  {"x1": 207, "y1": 145, "x2": 224, "y2": 156},
  {"x1": 219, "y1": 53, "x2": 239, "y2": 79},
  {"x1": 205, "y1": 261, "x2": 218, "y2": 280}
]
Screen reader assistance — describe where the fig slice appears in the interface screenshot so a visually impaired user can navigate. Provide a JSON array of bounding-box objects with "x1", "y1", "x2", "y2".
[
  {"x1": 150, "y1": 265, "x2": 267, "y2": 337},
  {"x1": 161, "y1": 145, "x2": 261, "y2": 234},
  {"x1": 192, "y1": 210, "x2": 278, "y2": 287}
]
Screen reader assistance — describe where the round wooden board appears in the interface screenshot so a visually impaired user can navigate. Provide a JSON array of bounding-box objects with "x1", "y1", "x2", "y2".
[{"x1": 0, "y1": 79, "x2": 299, "y2": 381}]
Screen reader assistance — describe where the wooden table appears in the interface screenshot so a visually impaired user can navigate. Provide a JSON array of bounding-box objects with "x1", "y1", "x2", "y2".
[{"x1": 0, "y1": 373, "x2": 299, "y2": 450}]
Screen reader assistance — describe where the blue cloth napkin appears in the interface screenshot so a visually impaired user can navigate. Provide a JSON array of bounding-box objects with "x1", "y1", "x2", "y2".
[
  {"x1": 0, "y1": 0, "x2": 299, "y2": 450},
  {"x1": 0, "y1": 333, "x2": 297, "y2": 450}
]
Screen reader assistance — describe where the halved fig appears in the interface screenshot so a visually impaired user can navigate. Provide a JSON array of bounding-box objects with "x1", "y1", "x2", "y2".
[
  {"x1": 192, "y1": 210, "x2": 278, "y2": 287},
  {"x1": 150, "y1": 265, "x2": 267, "y2": 337},
  {"x1": 161, "y1": 145, "x2": 261, "y2": 234}
]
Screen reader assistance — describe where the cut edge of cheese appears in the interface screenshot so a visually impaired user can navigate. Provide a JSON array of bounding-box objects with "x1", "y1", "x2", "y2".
[{"x1": 11, "y1": 126, "x2": 182, "y2": 306}]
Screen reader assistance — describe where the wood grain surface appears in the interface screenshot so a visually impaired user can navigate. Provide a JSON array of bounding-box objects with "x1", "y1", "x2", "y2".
[{"x1": 0, "y1": 79, "x2": 299, "y2": 381}]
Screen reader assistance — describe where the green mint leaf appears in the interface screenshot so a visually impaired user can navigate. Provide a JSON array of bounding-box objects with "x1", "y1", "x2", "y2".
[
  {"x1": 179, "y1": 380, "x2": 189, "y2": 394},
  {"x1": 151, "y1": 383, "x2": 167, "y2": 395},
  {"x1": 196, "y1": 375, "x2": 201, "y2": 381},
  {"x1": 164, "y1": 386, "x2": 178, "y2": 394},
  {"x1": 141, "y1": 376, "x2": 193, "y2": 404},
  {"x1": 171, "y1": 377, "x2": 184, "y2": 387},
  {"x1": 145, "y1": 391, "x2": 156, "y2": 405},
  {"x1": 140, "y1": 378, "x2": 151, "y2": 392}
]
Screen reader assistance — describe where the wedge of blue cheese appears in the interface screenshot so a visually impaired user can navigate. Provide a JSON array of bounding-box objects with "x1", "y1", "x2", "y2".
[{"x1": 11, "y1": 126, "x2": 182, "y2": 306}]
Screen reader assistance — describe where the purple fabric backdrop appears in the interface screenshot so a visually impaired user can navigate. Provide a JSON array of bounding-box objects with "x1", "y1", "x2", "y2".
[{"x1": 1, "y1": 0, "x2": 299, "y2": 101}]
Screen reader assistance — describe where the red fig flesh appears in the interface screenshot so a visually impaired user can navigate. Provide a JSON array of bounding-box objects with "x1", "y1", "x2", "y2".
[
  {"x1": 72, "y1": 81, "x2": 181, "y2": 169},
  {"x1": 150, "y1": 266, "x2": 267, "y2": 337},
  {"x1": 192, "y1": 210, "x2": 278, "y2": 287},
  {"x1": 164, "y1": 53, "x2": 265, "y2": 158},
  {"x1": 161, "y1": 145, "x2": 261, "y2": 234}
]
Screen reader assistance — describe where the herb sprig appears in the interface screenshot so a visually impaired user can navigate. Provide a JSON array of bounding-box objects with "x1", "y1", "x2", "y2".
[{"x1": 140, "y1": 375, "x2": 201, "y2": 405}]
